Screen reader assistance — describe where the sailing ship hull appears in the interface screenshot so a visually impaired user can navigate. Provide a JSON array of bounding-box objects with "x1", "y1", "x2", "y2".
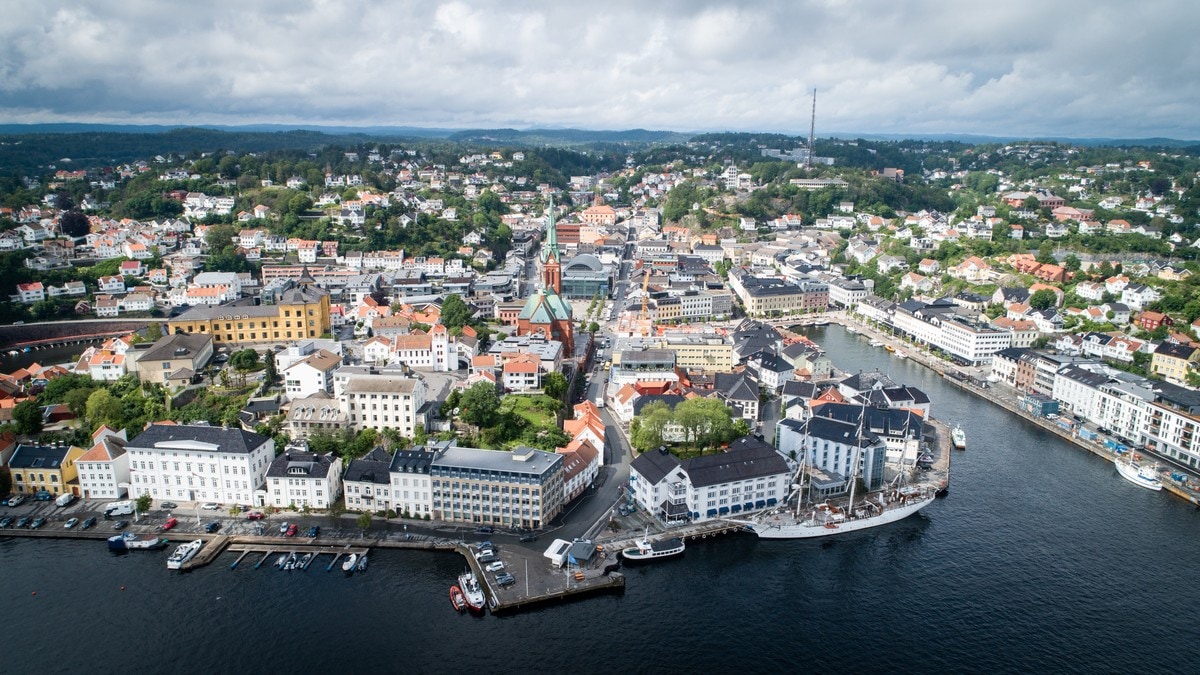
[
  {"x1": 748, "y1": 492, "x2": 936, "y2": 539},
  {"x1": 1114, "y1": 459, "x2": 1162, "y2": 491}
]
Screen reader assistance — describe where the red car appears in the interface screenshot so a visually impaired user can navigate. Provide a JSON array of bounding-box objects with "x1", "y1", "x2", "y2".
[
  {"x1": 285, "y1": 524, "x2": 298, "y2": 537},
  {"x1": 160, "y1": 517, "x2": 178, "y2": 531},
  {"x1": 245, "y1": 511, "x2": 265, "y2": 520}
]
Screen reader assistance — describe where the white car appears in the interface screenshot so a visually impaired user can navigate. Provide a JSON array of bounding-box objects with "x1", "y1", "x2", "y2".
[
  {"x1": 201, "y1": 502, "x2": 220, "y2": 510},
  {"x1": 484, "y1": 561, "x2": 505, "y2": 573}
]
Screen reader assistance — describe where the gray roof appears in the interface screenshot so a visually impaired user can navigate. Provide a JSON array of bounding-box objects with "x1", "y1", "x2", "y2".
[
  {"x1": 344, "y1": 447, "x2": 394, "y2": 485},
  {"x1": 9, "y1": 443, "x2": 72, "y2": 469},
  {"x1": 629, "y1": 447, "x2": 681, "y2": 485},
  {"x1": 390, "y1": 448, "x2": 437, "y2": 475},
  {"x1": 428, "y1": 444, "x2": 562, "y2": 478},
  {"x1": 127, "y1": 423, "x2": 271, "y2": 454},
  {"x1": 804, "y1": 415, "x2": 879, "y2": 446},
  {"x1": 682, "y1": 436, "x2": 790, "y2": 487},
  {"x1": 714, "y1": 371, "x2": 758, "y2": 402},
  {"x1": 812, "y1": 402, "x2": 924, "y2": 441},
  {"x1": 267, "y1": 450, "x2": 338, "y2": 479},
  {"x1": 134, "y1": 332, "x2": 212, "y2": 363}
]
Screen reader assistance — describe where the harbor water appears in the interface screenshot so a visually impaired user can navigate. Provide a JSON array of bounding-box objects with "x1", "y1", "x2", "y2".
[{"x1": 3, "y1": 325, "x2": 1199, "y2": 673}]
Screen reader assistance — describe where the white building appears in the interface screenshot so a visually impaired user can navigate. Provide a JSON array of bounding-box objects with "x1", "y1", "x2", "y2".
[
  {"x1": 283, "y1": 349, "x2": 341, "y2": 398},
  {"x1": 342, "y1": 447, "x2": 395, "y2": 513},
  {"x1": 76, "y1": 427, "x2": 130, "y2": 500},
  {"x1": 124, "y1": 423, "x2": 274, "y2": 506},
  {"x1": 388, "y1": 447, "x2": 437, "y2": 517},
  {"x1": 264, "y1": 442, "x2": 342, "y2": 509},
  {"x1": 338, "y1": 372, "x2": 427, "y2": 437}
]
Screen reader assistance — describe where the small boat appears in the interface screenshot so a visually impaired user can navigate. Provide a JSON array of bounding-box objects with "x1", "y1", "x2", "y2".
[
  {"x1": 107, "y1": 532, "x2": 168, "y2": 552},
  {"x1": 869, "y1": 340, "x2": 883, "y2": 348},
  {"x1": 951, "y1": 426, "x2": 966, "y2": 450},
  {"x1": 342, "y1": 553, "x2": 358, "y2": 572},
  {"x1": 884, "y1": 344, "x2": 896, "y2": 353},
  {"x1": 275, "y1": 554, "x2": 287, "y2": 569},
  {"x1": 457, "y1": 571, "x2": 486, "y2": 613},
  {"x1": 846, "y1": 327, "x2": 859, "y2": 335},
  {"x1": 896, "y1": 352, "x2": 907, "y2": 360},
  {"x1": 356, "y1": 554, "x2": 369, "y2": 572},
  {"x1": 1115, "y1": 458, "x2": 1162, "y2": 491},
  {"x1": 450, "y1": 585, "x2": 467, "y2": 612},
  {"x1": 620, "y1": 529, "x2": 685, "y2": 562},
  {"x1": 298, "y1": 552, "x2": 313, "y2": 569},
  {"x1": 283, "y1": 553, "x2": 298, "y2": 571},
  {"x1": 166, "y1": 539, "x2": 203, "y2": 570}
]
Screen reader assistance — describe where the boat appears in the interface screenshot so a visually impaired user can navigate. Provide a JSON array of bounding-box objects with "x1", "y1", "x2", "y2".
[
  {"x1": 737, "y1": 411, "x2": 937, "y2": 539},
  {"x1": 896, "y1": 352, "x2": 908, "y2": 360},
  {"x1": 449, "y1": 585, "x2": 467, "y2": 612},
  {"x1": 283, "y1": 552, "x2": 298, "y2": 571},
  {"x1": 884, "y1": 344, "x2": 896, "y2": 353},
  {"x1": 107, "y1": 532, "x2": 169, "y2": 551},
  {"x1": 1114, "y1": 457, "x2": 1162, "y2": 491},
  {"x1": 298, "y1": 552, "x2": 313, "y2": 569},
  {"x1": 356, "y1": 554, "x2": 369, "y2": 572},
  {"x1": 620, "y1": 529, "x2": 685, "y2": 562},
  {"x1": 457, "y1": 571, "x2": 486, "y2": 613},
  {"x1": 951, "y1": 426, "x2": 967, "y2": 450},
  {"x1": 869, "y1": 340, "x2": 883, "y2": 348},
  {"x1": 274, "y1": 553, "x2": 287, "y2": 569},
  {"x1": 342, "y1": 553, "x2": 358, "y2": 572},
  {"x1": 846, "y1": 327, "x2": 859, "y2": 335},
  {"x1": 166, "y1": 539, "x2": 203, "y2": 569}
]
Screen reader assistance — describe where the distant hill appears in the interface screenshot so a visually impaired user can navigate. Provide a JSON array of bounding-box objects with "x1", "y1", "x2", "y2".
[
  {"x1": 447, "y1": 127, "x2": 693, "y2": 146},
  {"x1": 825, "y1": 132, "x2": 1200, "y2": 148}
]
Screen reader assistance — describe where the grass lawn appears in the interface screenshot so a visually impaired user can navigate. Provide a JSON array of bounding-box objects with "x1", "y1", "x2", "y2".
[{"x1": 501, "y1": 394, "x2": 561, "y2": 428}]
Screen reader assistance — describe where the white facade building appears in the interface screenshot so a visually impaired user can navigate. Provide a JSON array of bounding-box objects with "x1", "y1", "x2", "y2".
[{"x1": 124, "y1": 423, "x2": 274, "y2": 506}]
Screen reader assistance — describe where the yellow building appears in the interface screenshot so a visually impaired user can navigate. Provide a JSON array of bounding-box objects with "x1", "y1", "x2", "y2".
[
  {"x1": 1151, "y1": 342, "x2": 1199, "y2": 385},
  {"x1": 9, "y1": 443, "x2": 86, "y2": 497},
  {"x1": 654, "y1": 334, "x2": 733, "y2": 374},
  {"x1": 168, "y1": 272, "x2": 330, "y2": 346}
]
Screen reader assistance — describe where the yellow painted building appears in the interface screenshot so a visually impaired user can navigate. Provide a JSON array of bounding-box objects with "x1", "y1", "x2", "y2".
[
  {"x1": 8, "y1": 443, "x2": 86, "y2": 496},
  {"x1": 168, "y1": 276, "x2": 331, "y2": 346}
]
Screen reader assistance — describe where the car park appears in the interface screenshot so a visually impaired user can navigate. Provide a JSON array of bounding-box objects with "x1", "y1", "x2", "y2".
[
  {"x1": 81, "y1": 517, "x2": 96, "y2": 530},
  {"x1": 64, "y1": 517, "x2": 79, "y2": 529},
  {"x1": 113, "y1": 519, "x2": 129, "y2": 530},
  {"x1": 285, "y1": 524, "x2": 298, "y2": 537},
  {"x1": 204, "y1": 521, "x2": 221, "y2": 533},
  {"x1": 161, "y1": 517, "x2": 178, "y2": 531},
  {"x1": 485, "y1": 561, "x2": 505, "y2": 573}
]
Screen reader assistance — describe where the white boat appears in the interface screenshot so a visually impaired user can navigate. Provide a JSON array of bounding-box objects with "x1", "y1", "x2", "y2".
[
  {"x1": 620, "y1": 529, "x2": 685, "y2": 562},
  {"x1": 846, "y1": 327, "x2": 859, "y2": 335},
  {"x1": 457, "y1": 571, "x2": 486, "y2": 613},
  {"x1": 274, "y1": 554, "x2": 287, "y2": 569},
  {"x1": 166, "y1": 539, "x2": 203, "y2": 569},
  {"x1": 1114, "y1": 457, "x2": 1162, "y2": 491},
  {"x1": 896, "y1": 352, "x2": 908, "y2": 360},
  {"x1": 869, "y1": 340, "x2": 883, "y2": 348},
  {"x1": 298, "y1": 552, "x2": 313, "y2": 569},
  {"x1": 951, "y1": 426, "x2": 966, "y2": 450},
  {"x1": 356, "y1": 554, "x2": 369, "y2": 572},
  {"x1": 107, "y1": 532, "x2": 168, "y2": 551},
  {"x1": 342, "y1": 553, "x2": 358, "y2": 572}
]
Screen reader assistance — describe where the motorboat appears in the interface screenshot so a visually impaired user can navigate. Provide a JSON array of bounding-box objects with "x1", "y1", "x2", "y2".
[
  {"x1": 620, "y1": 530, "x2": 685, "y2": 562},
  {"x1": 166, "y1": 539, "x2": 203, "y2": 569},
  {"x1": 952, "y1": 426, "x2": 967, "y2": 450},
  {"x1": 457, "y1": 571, "x2": 486, "y2": 613},
  {"x1": 356, "y1": 554, "x2": 369, "y2": 572},
  {"x1": 450, "y1": 585, "x2": 467, "y2": 612},
  {"x1": 107, "y1": 532, "x2": 168, "y2": 552},
  {"x1": 1114, "y1": 457, "x2": 1162, "y2": 491},
  {"x1": 342, "y1": 553, "x2": 359, "y2": 572}
]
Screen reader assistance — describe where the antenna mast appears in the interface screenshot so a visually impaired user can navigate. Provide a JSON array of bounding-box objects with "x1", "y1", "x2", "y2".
[{"x1": 806, "y1": 88, "x2": 817, "y2": 169}]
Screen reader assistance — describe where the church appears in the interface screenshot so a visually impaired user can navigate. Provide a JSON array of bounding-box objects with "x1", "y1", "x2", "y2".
[{"x1": 516, "y1": 199, "x2": 575, "y2": 354}]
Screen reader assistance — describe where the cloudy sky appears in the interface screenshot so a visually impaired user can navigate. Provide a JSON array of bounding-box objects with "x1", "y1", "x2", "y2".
[{"x1": 2, "y1": 1, "x2": 1198, "y2": 139}]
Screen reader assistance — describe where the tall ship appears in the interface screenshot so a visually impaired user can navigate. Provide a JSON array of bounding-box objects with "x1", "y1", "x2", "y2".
[
  {"x1": 1114, "y1": 456, "x2": 1162, "y2": 491},
  {"x1": 107, "y1": 532, "x2": 169, "y2": 552},
  {"x1": 166, "y1": 540, "x2": 203, "y2": 570},
  {"x1": 738, "y1": 419, "x2": 937, "y2": 539},
  {"x1": 457, "y1": 571, "x2": 486, "y2": 613}
]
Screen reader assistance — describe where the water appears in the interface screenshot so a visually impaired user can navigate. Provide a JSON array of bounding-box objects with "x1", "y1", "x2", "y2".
[
  {"x1": 0, "y1": 340, "x2": 99, "y2": 373},
  {"x1": 4, "y1": 325, "x2": 1199, "y2": 673}
]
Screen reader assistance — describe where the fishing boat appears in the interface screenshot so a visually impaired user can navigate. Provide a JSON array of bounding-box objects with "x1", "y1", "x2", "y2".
[
  {"x1": 342, "y1": 553, "x2": 359, "y2": 572},
  {"x1": 951, "y1": 425, "x2": 967, "y2": 450},
  {"x1": 620, "y1": 529, "x2": 685, "y2": 562},
  {"x1": 450, "y1": 585, "x2": 467, "y2": 612},
  {"x1": 356, "y1": 553, "x2": 369, "y2": 572},
  {"x1": 166, "y1": 539, "x2": 203, "y2": 569},
  {"x1": 1114, "y1": 457, "x2": 1162, "y2": 491},
  {"x1": 457, "y1": 571, "x2": 486, "y2": 613},
  {"x1": 107, "y1": 532, "x2": 168, "y2": 551}
]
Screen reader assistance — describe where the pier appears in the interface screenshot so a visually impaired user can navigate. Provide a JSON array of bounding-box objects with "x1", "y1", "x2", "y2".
[{"x1": 455, "y1": 543, "x2": 625, "y2": 615}]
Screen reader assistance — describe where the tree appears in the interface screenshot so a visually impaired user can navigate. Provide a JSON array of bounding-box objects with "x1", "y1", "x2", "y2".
[
  {"x1": 145, "y1": 322, "x2": 163, "y2": 342},
  {"x1": 587, "y1": 321, "x2": 600, "y2": 333},
  {"x1": 12, "y1": 399, "x2": 42, "y2": 435},
  {"x1": 440, "y1": 294, "x2": 472, "y2": 332},
  {"x1": 543, "y1": 371, "x2": 568, "y2": 400},
  {"x1": 205, "y1": 223, "x2": 239, "y2": 251},
  {"x1": 59, "y1": 210, "x2": 90, "y2": 238},
  {"x1": 1062, "y1": 254, "x2": 1081, "y2": 272},
  {"x1": 85, "y1": 389, "x2": 124, "y2": 429},
  {"x1": 263, "y1": 353, "x2": 278, "y2": 383},
  {"x1": 135, "y1": 493, "x2": 153, "y2": 514},
  {"x1": 459, "y1": 382, "x2": 501, "y2": 428},
  {"x1": 230, "y1": 349, "x2": 260, "y2": 371},
  {"x1": 356, "y1": 512, "x2": 372, "y2": 534},
  {"x1": 1035, "y1": 240, "x2": 1055, "y2": 264},
  {"x1": 1029, "y1": 288, "x2": 1059, "y2": 310}
]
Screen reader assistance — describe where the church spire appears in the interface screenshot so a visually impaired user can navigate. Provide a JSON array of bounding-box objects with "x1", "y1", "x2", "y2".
[{"x1": 541, "y1": 195, "x2": 560, "y2": 265}]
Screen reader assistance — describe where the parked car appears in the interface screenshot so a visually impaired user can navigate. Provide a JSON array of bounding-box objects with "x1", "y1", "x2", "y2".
[
  {"x1": 33, "y1": 490, "x2": 52, "y2": 501},
  {"x1": 81, "y1": 517, "x2": 97, "y2": 530},
  {"x1": 201, "y1": 502, "x2": 220, "y2": 510},
  {"x1": 245, "y1": 511, "x2": 265, "y2": 520},
  {"x1": 64, "y1": 517, "x2": 79, "y2": 529},
  {"x1": 112, "y1": 519, "x2": 129, "y2": 530},
  {"x1": 16, "y1": 516, "x2": 31, "y2": 528},
  {"x1": 161, "y1": 517, "x2": 178, "y2": 531},
  {"x1": 475, "y1": 525, "x2": 495, "y2": 534},
  {"x1": 285, "y1": 524, "x2": 298, "y2": 537},
  {"x1": 7, "y1": 495, "x2": 26, "y2": 507},
  {"x1": 306, "y1": 526, "x2": 320, "y2": 538},
  {"x1": 29, "y1": 517, "x2": 46, "y2": 529},
  {"x1": 279, "y1": 522, "x2": 290, "y2": 534},
  {"x1": 160, "y1": 502, "x2": 178, "y2": 510},
  {"x1": 495, "y1": 572, "x2": 516, "y2": 587},
  {"x1": 0, "y1": 516, "x2": 13, "y2": 527},
  {"x1": 477, "y1": 541, "x2": 494, "y2": 551},
  {"x1": 485, "y1": 561, "x2": 505, "y2": 573},
  {"x1": 519, "y1": 534, "x2": 539, "y2": 543},
  {"x1": 204, "y1": 521, "x2": 221, "y2": 533}
]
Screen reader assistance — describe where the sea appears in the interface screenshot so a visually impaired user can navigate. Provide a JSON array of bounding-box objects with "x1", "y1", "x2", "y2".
[{"x1": 3, "y1": 325, "x2": 1199, "y2": 674}]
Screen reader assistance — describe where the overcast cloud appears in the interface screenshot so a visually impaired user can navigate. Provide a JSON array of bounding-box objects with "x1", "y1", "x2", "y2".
[{"x1": 1, "y1": 0, "x2": 1197, "y2": 138}]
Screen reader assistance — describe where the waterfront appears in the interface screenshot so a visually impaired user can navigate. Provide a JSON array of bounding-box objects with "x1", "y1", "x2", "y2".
[{"x1": 4, "y1": 325, "x2": 1200, "y2": 673}]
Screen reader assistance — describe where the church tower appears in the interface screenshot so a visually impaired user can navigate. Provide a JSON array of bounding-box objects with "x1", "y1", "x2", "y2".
[{"x1": 540, "y1": 196, "x2": 562, "y2": 294}]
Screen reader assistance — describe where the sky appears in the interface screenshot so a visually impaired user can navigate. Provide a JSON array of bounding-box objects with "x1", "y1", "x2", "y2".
[{"x1": 2, "y1": 0, "x2": 1198, "y2": 139}]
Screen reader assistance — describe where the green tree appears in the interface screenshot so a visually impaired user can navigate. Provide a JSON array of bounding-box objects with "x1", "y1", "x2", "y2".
[
  {"x1": 145, "y1": 322, "x2": 163, "y2": 342},
  {"x1": 1029, "y1": 288, "x2": 1059, "y2": 310},
  {"x1": 440, "y1": 294, "x2": 472, "y2": 332},
  {"x1": 630, "y1": 401, "x2": 671, "y2": 451},
  {"x1": 12, "y1": 399, "x2": 43, "y2": 435},
  {"x1": 230, "y1": 349, "x2": 260, "y2": 371},
  {"x1": 543, "y1": 371, "x2": 568, "y2": 400},
  {"x1": 85, "y1": 389, "x2": 124, "y2": 429},
  {"x1": 356, "y1": 512, "x2": 372, "y2": 533},
  {"x1": 1035, "y1": 240, "x2": 1055, "y2": 264},
  {"x1": 459, "y1": 381, "x2": 501, "y2": 428},
  {"x1": 587, "y1": 321, "x2": 600, "y2": 333},
  {"x1": 135, "y1": 493, "x2": 153, "y2": 514},
  {"x1": 1062, "y1": 254, "x2": 1081, "y2": 272},
  {"x1": 263, "y1": 353, "x2": 278, "y2": 383}
]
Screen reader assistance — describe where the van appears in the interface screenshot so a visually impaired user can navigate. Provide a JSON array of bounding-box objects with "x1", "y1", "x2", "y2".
[
  {"x1": 55, "y1": 494, "x2": 75, "y2": 507},
  {"x1": 104, "y1": 500, "x2": 135, "y2": 517}
]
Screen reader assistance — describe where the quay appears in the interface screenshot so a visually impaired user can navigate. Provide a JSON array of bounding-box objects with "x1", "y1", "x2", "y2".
[{"x1": 456, "y1": 543, "x2": 625, "y2": 615}]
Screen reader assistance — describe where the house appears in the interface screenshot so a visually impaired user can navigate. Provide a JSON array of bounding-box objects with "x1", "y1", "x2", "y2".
[
  {"x1": 123, "y1": 423, "x2": 274, "y2": 506},
  {"x1": 265, "y1": 441, "x2": 342, "y2": 509},
  {"x1": 283, "y1": 349, "x2": 342, "y2": 398},
  {"x1": 126, "y1": 333, "x2": 213, "y2": 387},
  {"x1": 8, "y1": 442, "x2": 86, "y2": 497},
  {"x1": 948, "y1": 257, "x2": 992, "y2": 282},
  {"x1": 1121, "y1": 284, "x2": 1161, "y2": 311},
  {"x1": 917, "y1": 259, "x2": 941, "y2": 275},
  {"x1": 1137, "y1": 311, "x2": 1173, "y2": 332},
  {"x1": 15, "y1": 281, "x2": 45, "y2": 304},
  {"x1": 76, "y1": 427, "x2": 130, "y2": 500},
  {"x1": 1150, "y1": 341, "x2": 1199, "y2": 384},
  {"x1": 342, "y1": 447, "x2": 395, "y2": 513}
]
